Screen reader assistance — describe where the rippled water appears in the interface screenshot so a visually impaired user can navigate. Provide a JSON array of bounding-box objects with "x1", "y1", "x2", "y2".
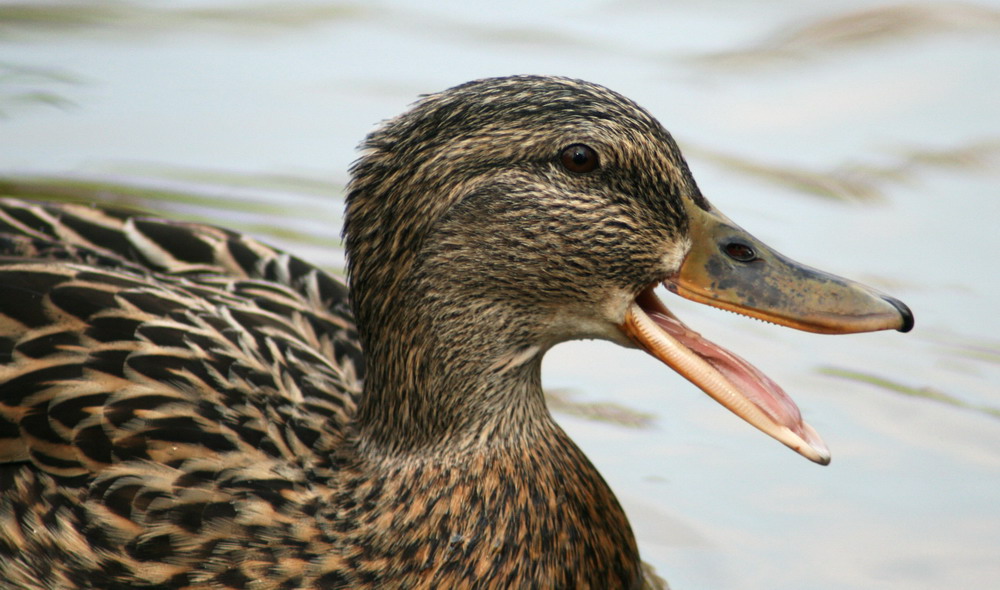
[{"x1": 2, "y1": 1, "x2": 999, "y2": 588}]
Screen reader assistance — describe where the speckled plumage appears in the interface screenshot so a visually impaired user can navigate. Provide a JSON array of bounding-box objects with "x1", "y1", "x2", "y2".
[{"x1": 0, "y1": 76, "x2": 711, "y2": 588}]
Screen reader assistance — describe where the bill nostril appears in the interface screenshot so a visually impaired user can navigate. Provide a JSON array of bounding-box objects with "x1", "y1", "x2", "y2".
[{"x1": 723, "y1": 241, "x2": 757, "y2": 263}]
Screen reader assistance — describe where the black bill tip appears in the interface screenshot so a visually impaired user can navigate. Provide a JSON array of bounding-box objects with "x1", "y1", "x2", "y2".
[{"x1": 882, "y1": 295, "x2": 915, "y2": 333}]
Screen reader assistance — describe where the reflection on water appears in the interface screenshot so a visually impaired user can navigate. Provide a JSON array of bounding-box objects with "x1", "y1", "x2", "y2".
[
  {"x1": 0, "y1": 62, "x2": 78, "y2": 117},
  {"x1": 2, "y1": 1, "x2": 999, "y2": 589},
  {"x1": 693, "y1": 2, "x2": 1000, "y2": 65}
]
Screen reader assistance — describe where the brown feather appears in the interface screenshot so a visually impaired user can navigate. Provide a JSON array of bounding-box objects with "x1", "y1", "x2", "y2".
[{"x1": 0, "y1": 76, "x2": 694, "y2": 588}]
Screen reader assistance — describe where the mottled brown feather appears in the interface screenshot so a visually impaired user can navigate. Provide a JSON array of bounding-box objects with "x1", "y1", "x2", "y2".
[{"x1": 0, "y1": 76, "x2": 695, "y2": 588}]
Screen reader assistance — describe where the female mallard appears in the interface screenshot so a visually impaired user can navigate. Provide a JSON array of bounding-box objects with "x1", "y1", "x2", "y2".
[{"x1": 0, "y1": 76, "x2": 912, "y2": 588}]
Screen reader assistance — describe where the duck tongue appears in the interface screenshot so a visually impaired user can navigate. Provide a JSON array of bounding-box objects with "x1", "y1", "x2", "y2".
[{"x1": 647, "y1": 308, "x2": 803, "y2": 433}]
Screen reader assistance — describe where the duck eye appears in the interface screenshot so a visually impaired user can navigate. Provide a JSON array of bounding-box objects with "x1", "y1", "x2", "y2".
[
  {"x1": 559, "y1": 144, "x2": 599, "y2": 174},
  {"x1": 724, "y1": 241, "x2": 757, "y2": 262}
]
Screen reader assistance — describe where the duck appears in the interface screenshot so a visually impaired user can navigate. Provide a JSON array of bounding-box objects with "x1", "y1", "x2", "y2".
[{"x1": 0, "y1": 75, "x2": 913, "y2": 589}]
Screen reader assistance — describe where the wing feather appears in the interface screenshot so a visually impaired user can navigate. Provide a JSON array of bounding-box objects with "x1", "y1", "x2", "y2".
[{"x1": 0, "y1": 198, "x2": 361, "y2": 586}]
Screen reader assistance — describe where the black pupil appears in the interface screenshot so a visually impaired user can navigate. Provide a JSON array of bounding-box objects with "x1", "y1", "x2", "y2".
[
  {"x1": 561, "y1": 144, "x2": 598, "y2": 173},
  {"x1": 724, "y1": 242, "x2": 756, "y2": 262}
]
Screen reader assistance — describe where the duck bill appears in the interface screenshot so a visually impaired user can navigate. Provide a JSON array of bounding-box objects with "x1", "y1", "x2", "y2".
[
  {"x1": 670, "y1": 203, "x2": 914, "y2": 335},
  {"x1": 621, "y1": 202, "x2": 913, "y2": 465}
]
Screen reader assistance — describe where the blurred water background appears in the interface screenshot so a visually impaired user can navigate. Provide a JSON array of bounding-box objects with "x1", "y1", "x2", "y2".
[{"x1": 2, "y1": 1, "x2": 999, "y2": 588}]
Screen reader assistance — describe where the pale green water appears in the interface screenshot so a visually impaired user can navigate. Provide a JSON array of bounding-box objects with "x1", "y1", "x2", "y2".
[{"x1": 2, "y1": 1, "x2": 999, "y2": 588}]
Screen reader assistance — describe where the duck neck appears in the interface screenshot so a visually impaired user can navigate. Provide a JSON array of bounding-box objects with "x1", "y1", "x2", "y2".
[
  {"x1": 348, "y1": 296, "x2": 644, "y2": 586},
  {"x1": 354, "y1": 293, "x2": 556, "y2": 456}
]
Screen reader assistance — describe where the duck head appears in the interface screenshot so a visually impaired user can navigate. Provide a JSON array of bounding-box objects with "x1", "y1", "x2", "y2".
[{"x1": 344, "y1": 76, "x2": 912, "y2": 461}]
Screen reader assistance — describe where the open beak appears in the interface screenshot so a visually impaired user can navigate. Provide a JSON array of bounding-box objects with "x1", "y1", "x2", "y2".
[{"x1": 620, "y1": 201, "x2": 913, "y2": 465}]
